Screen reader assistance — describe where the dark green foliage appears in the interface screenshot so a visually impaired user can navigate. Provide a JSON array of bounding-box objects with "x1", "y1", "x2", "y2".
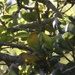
[{"x1": 0, "y1": 0, "x2": 75, "y2": 75}]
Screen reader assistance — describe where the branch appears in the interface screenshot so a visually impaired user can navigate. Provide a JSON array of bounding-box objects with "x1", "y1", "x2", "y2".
[
  {"x1": 0, "y1": 42, "x2": 33, "y2": 52},
  {"x1": 35, "y1": 0, "x2": 44, "y2": 32},
  {"x1": 8, "y1": 18, "x2": 53, "y2": 32},
  {"x1": 0, "y1": 53, "x2": 24, "y2": 66},
  {"x1": 38, "y1": 0, "x2": 62, "y2": 18},
  {"x1": 63, "y1": 65, "x2": 75, "y2": 74}
]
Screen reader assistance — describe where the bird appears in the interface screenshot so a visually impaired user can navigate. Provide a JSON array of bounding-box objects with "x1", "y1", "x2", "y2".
[{"x1": 27, "y1": 32, "x2": 39, "y2": 49}]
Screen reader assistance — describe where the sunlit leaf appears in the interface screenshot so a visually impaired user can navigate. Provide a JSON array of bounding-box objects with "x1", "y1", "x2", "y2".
[
  {"x1": 15, "y1": 32, "x2": 29, "y2": 41},
  {"x1": 62, "y1": 32, "x2": 74, "y2": 39},
  {"x1": 0, "y1": 0, "x2": 6, "y2": 3},
  {"x1": 6, "y1": 4, "x2": 18, "y2": 14},
  {"x1": 0, "y1": 2, "x2": 3, "y2": 9}
]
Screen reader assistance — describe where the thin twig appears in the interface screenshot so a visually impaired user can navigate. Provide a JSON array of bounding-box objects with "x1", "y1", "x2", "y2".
[
  {"x1": 38, "y1": 0, "x2": 62, "y2": 18},
  {"x1": 63, "y1": 55, "x2": 72, "y2": 62},
  {"x1": 8, "y1": 18, "x2": 53, "y2": 32},
  {"x1": 63, "y1": 65, "x2": 75, "y2": 74},
  {"x1": 35, "y1": 0, "x2": 44, "y2": 32}
]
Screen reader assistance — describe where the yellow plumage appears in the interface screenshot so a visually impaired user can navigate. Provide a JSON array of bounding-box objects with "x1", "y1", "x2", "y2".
[
  {"x1": 19, "y1": 53, "x2": 39, "y2": 65},
  {"x1": 27, "y1": 32, "x2": 38, "y2": 49}
]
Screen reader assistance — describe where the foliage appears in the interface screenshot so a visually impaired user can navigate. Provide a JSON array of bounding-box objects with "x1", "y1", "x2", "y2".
[{"x1": 0, "y1": 0, "x2": 75, "y2": 75}]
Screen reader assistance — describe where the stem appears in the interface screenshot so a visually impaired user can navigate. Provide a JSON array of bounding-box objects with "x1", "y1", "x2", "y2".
[
  {"x1": 35, "y1": 0, "x2": 45, "y2": 32},
  {"x1": 63, "y1": 55, "x2": 72, "y2": 62}
]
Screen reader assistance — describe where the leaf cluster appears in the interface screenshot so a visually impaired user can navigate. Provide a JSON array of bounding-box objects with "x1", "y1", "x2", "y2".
[{"x1": 0, "y1": 0, "x2": 75, "y2": 75}]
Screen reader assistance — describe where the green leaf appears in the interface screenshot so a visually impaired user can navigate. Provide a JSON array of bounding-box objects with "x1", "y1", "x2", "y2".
[
  {"x1": 41, "y1": 32, "x2": 53, "y2": 49},
  {"x1": 7, "y1": 70, "x2": 17, "y2": 75},
  {"x1": 1, "y1": 15, "x2": 13, "y2": 21},
  {"x1": 45, "y1": 25, "x2": 55, "y2": 32},
  {"x1": 6, "y1": 4, "x2": 18, "y2": 14},
  {"x1": 55, "y1": 45, "x2": 64, "y2": 54},
  {"x1": 51, "y1": 35, "x2": 59, "y2": 44},
  {"x1": 62, "y1": 32, "x2": 74, "y2": 39},
  {"x1": 21, "y1": 11, "x2": 37, "y2": 22},
  {"x1": 0, "y1": 26, "x2": 5, "y2": 33},
  {"x1": 38, "y1": 32, "x2": 43, "y2": 47},
  {"x1": 0, "y1": 34, "x2": 7, "y2": 42},
  {"x1": 15, "y1": 32, "x2": 29, "y2": 41},
  {"x1": 68, "y1": 16, "x2": 75, "y2": 25},
  {"x1": 0, "y1": 32, "x2": 13, "y2": 42},
  {"x1": 22, "y1": 0, "x2": 29, "y2": 4},
  {"x1": 57, "y1": 38, "x2": 72, "y2": 51},
  {"x1": 0, "y1": 2, "x2": 3, "y2": 9}
]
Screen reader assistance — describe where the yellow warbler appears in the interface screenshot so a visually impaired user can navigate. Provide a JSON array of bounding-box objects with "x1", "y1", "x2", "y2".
[
  {"x1": 19, "y1": 52, "x2": 39, "y2": 65},
  {"x1": 27, "y1": 32, "x2": 38, "y2": 49}
]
